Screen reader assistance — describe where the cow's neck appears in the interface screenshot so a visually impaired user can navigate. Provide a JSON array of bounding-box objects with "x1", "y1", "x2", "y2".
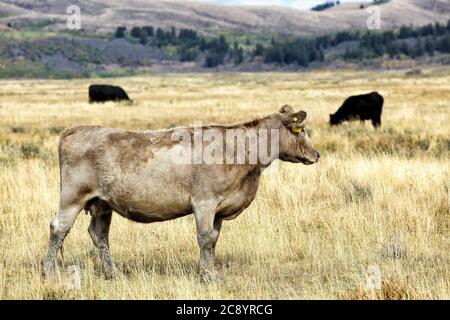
[{"x1": 240, "y1": 114, "x2": 281, "y2": 168}]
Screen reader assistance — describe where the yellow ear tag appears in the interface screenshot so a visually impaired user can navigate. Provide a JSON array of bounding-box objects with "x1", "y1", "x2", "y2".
[{"x1": 292, "y1": 126, "x2": 302, "y2": 133}]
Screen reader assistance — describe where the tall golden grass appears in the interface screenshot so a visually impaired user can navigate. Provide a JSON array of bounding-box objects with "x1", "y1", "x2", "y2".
[{"x1": 0, "y1": 69, "x2": 448, "y2": 299}]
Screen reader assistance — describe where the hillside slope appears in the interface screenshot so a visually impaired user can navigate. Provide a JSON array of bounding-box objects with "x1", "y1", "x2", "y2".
[{"x1": 0, "y1": 0, "x2": 449, "y2": 35}]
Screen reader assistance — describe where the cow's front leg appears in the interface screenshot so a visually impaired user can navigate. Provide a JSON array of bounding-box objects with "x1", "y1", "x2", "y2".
[{"x1": 194, "y1": 202, "x2": 223, "y2": 283}]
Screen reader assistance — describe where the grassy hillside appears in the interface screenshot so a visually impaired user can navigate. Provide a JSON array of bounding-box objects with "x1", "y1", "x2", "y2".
[
  {"x1": 2, "y1": 20, "x2": 450, "y2": 78},
  {"x1": 0, "y1": 69, "x2": 448, "y2": 299},
  {"x1": 1, "y1": 0, "x2": 449, "y2": 35}
]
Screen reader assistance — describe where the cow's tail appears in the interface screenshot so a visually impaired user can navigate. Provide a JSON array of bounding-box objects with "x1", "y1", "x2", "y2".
[{"x1": 60, "y1": 243, "x2": 65, "y2": 264}]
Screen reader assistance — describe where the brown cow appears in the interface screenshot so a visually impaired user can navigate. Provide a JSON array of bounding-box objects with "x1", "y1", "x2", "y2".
[{"x1": 42, "y1": 105, "x2": 320, "y2": 282}]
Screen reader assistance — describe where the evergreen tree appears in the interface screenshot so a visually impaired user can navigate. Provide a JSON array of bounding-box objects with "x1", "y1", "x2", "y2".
[
  {"x1": 219, "y1": 35, "x2": 228, "y2": 50},
  {"x1": 433, "y1": 22, "x2": 445, "y2": 36},
  {"x1": 438, "y1": 34, "x2": 450, "y2": 53},
  {"x1": 418, "y1": 24, "x2": 434, "y2": 37},
  {"x1": 374, "y1": 44, "x2": 386, "y2": 56},
  {"x1": 254, "y1": 43, "x2": 264, "y2": 56},
  {"x1": 264, "y1": 46, "x2": 283, "y2": 64},
  {"x1": 155, "y1": 28, "x2": 165, "y2": 46},
  {"x1": 115, "y1": 26, "x2": 126, "y2": 38},
  {"x1": 318, "y1": 48, "x2": 325, "y2": 62},
  {"x1": 179, "y1": 29, "x2": 198, "y2": 42},
  {"x1": 399, "y1": 25, "x2": 413, "y2": 39},
  {"x1": 234, "y1": 46, "x2": 244, "y2": 65},
  {"x1": 205, "y1": 52, "x2": 225, "y2": 68},
  {"x1": 199, "y1": 38, "x2": 207, "y2": 51},
  {"x1": 156, "y1": 28, "x2": 165, "y2": 40},
  {"x1": 414, "y1": 39, "x2": 425, "y2": 57},
  {"x1": 131, "y1": 27, "x2": 142, "y2": 38},
  {"x1": 308, "y1": 49, "x2": 318, "y2": 62},
  {"x1": 139, "y1": 32, "x2": 148, "y2": 45},
  {"x1": 297, "y1": 49, "x2": 308, "y2": 67},
  {"x1": 179, "y1": 46, "x2": 198, "y2": 62},
  {"x1": 387, "y1": 43, "x2": 399, "y2": 58},
  {"x1": 382, "y1": 30, "x2": 395, "y2": 43},
  {"x1": 142, "y1": 26, "x2": 154, "y2": 37},
  {"x1": 400, "y1": 42, "x2": 410, "y2": 56},
  {"x1": 425, "y1": 37, "x2": 435, "y2": 55}
]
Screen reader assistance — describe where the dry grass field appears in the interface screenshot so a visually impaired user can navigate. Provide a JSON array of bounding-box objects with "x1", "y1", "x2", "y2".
[{"x1": 0, "y1": 69, "x2": 448, "y2": 299}]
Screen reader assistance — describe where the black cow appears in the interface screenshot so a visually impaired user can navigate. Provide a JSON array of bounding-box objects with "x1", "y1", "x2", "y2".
[
  {"x1": 330, "y1": 92, "x2": 384, "y2": 128},
  {"x1": 89, "y1": 85, "x2": 131, "y2": 103}
]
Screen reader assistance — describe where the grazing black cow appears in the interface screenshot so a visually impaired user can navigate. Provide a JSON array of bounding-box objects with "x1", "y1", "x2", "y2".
[
  {"x1": 330, "y1": 92, "x2": 384, "y2": 128},
  {"x1": 89, "y1": 85, "x2": 131, "y2": 103}
]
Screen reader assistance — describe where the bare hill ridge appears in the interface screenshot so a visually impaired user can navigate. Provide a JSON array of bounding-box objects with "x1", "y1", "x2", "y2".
[{"x1": 1, "y1": 0, "x2": 450, "y2": 35}]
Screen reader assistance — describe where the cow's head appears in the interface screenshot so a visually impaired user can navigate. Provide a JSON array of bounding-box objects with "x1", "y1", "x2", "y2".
[
  {"x1": 329, "y1": 113, "x2": 340, "y2": 125},
  {"x1": 277, "y1": 105, "x2": 320, "y2": 165}
]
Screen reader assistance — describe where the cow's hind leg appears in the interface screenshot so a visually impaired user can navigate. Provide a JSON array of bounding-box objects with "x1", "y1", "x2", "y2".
[
  {"x1": 194, "y1": 202, "x2": 223, "y2": 283},
  {"x1": 87, "y1": 199, "x2": 115, "y2": 279},
  {"x1": 42, "y1": 203, "x2": 83, "y2": 279}
]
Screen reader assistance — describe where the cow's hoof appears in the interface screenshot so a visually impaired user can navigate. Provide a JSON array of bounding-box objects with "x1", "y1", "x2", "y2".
[
  {"x1": 103, "y1": 270, "x2": 115, "y2": 280},
  {"x1": 201, "y1": 270, "x2": 222, "y2": 284},
  {"x1": 41, "y1": 260, "x2": 57, "y2": 280},
  {"x1": 102, "y1": 264, "x2": 116, "y2": 280}
]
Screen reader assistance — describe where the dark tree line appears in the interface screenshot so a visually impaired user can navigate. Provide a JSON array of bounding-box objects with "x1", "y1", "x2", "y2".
[
  {"x1": 311, "y1": 1, "x2": 340, "y2": 12},
  {"x1": 263, "y1": 20, "x2": 450, "y2": 66},
  {"x1": 114, "y1": 25, "x2": 245, "y2": 68},
  {"x1": 114, "y1": 20, "x2": 450, "y2": 68},
  {"x1": 263, "y1": 38, "x2": 325, "y2": 66},
  {"x1": 343, "y1": 21, "x2": 450, "y2": 61}
]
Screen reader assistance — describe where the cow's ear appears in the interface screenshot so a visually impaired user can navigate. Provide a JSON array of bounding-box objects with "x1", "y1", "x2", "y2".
[
  {"x1": 279, "y1": 105, "x2": 294, "y2": 114},
  {"x1": 296, "y1": 111, "x2": 307, "y2": 123}
]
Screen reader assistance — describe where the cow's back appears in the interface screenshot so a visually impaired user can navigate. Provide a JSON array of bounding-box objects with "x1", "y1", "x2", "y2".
[
  {"x1": 362, "y1": 92, "x2": 383, "y2": 117},
  {"x1": 89, "y1": 85, "x2": 129, "y2": 102},
  {"x1": 59, "y1": 126, "x2": 197, "y2": 221},
  {"x1": 339, "y1": 92, "x2": 383, "y2": 119}
]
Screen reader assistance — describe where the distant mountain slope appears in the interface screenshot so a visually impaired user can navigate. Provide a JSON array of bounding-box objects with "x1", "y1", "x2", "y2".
[{"x1": 0, "y1": 0, "x2": 449, "y2": 35}]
